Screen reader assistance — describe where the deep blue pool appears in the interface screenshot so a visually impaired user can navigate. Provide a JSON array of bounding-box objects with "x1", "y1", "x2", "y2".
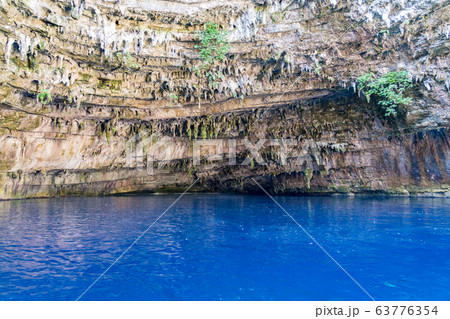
[{"x1": 0, "y1": 194, "x2": 448, "y2": 301}]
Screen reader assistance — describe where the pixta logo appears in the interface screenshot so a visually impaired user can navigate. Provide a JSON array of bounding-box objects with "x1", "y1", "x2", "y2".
[{"x1": 114, "y1": 132, "x2": 337, "y2": 176}]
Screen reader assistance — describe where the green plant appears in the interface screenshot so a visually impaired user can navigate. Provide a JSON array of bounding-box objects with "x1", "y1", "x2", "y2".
[
  {"x1": 36, "y1": 40, "x2": 46, "y2": 51},
  {"x1": 357, "y1": 71, "x2": 413, "y2": 117},
  {"x1": 114, "y1": 52, "x2": 140, "y2": 70},
  {"x1": 98, "y1": 79, "x2": 122, "y2": 91},
  {"x1": 169, "y1": 92, "x2": 179, "y2": 107},
  {"x1": 314, "y1": 59, "x2": 321, "y2": 76},
  {"x1": 194, "y1": 22, "x2": 230, "y2": 106},
  {"x1": 37, "y1": 89, "x2": 52, "y2": 104},
  {"x1": 206, "y1": 70, "x2": 223, "y2": 89},
  {"x1": 195, "y1": 22, "x2": 230, "y2": 69}
]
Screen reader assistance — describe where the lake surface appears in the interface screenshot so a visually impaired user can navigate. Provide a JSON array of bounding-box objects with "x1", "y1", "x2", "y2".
[{"x1": 0, "y1": 194, "x2": 449, "y2": 301}]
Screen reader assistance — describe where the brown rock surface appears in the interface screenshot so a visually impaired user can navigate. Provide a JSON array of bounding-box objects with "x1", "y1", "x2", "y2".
[{"x1": 0, "y1": 0, "x2": 449, "y2": 199}]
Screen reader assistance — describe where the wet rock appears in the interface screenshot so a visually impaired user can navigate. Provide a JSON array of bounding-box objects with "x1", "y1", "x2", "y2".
[{"x1": 0, "y1": 0, "x2": 448, "y2": 199}]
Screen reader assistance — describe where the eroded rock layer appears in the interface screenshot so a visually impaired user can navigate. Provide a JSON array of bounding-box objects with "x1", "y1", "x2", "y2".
[{"x1": 0, "y1": 0, "x2": 449, "y2": 199}]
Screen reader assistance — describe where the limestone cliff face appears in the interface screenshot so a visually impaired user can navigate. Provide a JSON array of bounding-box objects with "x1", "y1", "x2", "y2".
[{"x1": 0, "y1": 0, "x2": 449, "y2": 199}]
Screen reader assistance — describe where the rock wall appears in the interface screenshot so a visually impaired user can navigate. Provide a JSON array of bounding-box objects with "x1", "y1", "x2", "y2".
[{"x1": 0, "y1": 0, "x2": 449, "y2": 199}]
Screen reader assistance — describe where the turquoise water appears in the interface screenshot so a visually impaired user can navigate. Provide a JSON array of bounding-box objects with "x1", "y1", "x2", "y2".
[{"x1": 0, "y1": 194, "x2": 448, "y2": 300}]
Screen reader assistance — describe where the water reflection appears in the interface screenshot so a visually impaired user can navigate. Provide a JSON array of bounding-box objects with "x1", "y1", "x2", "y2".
[{"x1": 0, "y1": 195, "x2": 449, "y2": 300}]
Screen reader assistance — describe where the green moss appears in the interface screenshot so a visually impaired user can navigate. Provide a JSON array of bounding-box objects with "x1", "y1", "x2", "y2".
[
  {"x1": 304, "y1": 168, "x2": 313, "y2": 189},
  {"x1": 193, "y1": 123, "x2": 199, "y2": 140},
  {"x1": 335, "y1": 185, "x2": 351, "y2": 193},
  {"x1": 36, "y1": 40, "x2": 46, "y2": 51},
  {"x1": 106, "y1": 130, "x2": 111, "y2": 145},
  {"x1": 97, "y1": 79, "x2": 122, "y2": 91},
  {"x1": 11, "y1": 57, "x2": 27, "y2": 70},
  {"x1": 0, "y1": 113, "x2": 27, "y2": 131},
  {"x1": 79, "y1": 73, "x2": 92, "y2": 82},
  {"x1": 0, "y1": 158, "x2": 15, "y2": 171},
  {"x1": 187, "y1": 125, "x2": 192, "y2": 140},
  {"x1": 114, "y1": 52, "x2": 140, "y2": 70},
  {"x1": 7, "y1": 171, "x2": 18, "y2": 179},
  {"x1": 80, "y1": 172, "x2": 89, "y2": 183},
  {"x1": 28, "y1": 55, "x2": 38, "y2": 71}
]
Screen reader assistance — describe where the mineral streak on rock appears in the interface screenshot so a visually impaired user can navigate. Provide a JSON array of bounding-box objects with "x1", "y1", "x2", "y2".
[{"x1": 0, "y1": 0, "x2": 448, "y2": 199}]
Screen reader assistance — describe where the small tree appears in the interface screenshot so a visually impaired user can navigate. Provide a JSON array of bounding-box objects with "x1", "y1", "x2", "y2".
[
  {"x1": 357, "y1": 71, "x2": 413, "y2": 117},
  {"x1": 194, "y1": 22, "x2": 230, "y2": 108}
]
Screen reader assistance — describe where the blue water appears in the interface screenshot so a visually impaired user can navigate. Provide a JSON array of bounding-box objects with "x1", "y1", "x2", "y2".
[{"x1": 0, "y1": 194, "x2": 449, "y2": 301}]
